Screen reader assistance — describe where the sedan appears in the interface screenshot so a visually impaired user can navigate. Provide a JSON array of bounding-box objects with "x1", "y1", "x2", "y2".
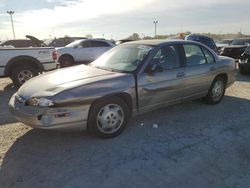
[
  {"x1": 56, "y1": 39, "x2": 115, "y2": 67},
  {"x1": 9, "y1": 40, "x2": 237, "y2": 138}
]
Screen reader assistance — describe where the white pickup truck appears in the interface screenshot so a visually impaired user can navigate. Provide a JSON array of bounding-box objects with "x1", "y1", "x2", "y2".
[{"x1": 0, "y1": 47, "x2": 57, "y2": 86}]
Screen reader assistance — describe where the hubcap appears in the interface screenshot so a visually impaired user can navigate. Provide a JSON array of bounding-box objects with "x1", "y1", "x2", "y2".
[
  {"x1": 61, "y1": 59, "x2": 72, "y2": 67},
  {"x1": 212, "y1": 80, "x2": 224, "y2": 100},
  {"x1": 97, "y1": 104, "x2": 124, "y2": 134},
  {"x1": 18, "y1": 70, "x2": 34, "y2": 84}
]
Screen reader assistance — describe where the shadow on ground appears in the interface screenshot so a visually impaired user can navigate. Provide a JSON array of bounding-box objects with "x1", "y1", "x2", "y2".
[
  {"x1": 1, "y1": 95, "x2": 250, "y2": 188},
  {"x1": 236, "y1": 72, "x2": 250, "y2": 82},
  {"x1": 0, "y1": 83, "x2": 17, "y2": 125}
]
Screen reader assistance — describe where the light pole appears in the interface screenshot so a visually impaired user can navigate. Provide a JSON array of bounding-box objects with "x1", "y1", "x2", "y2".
[
  {"x1": 7, "y1": 11, "x2": 16, "y2": 39},
  {"x1": 153, "y1": 21, "x2": 158, "y2": 38}
]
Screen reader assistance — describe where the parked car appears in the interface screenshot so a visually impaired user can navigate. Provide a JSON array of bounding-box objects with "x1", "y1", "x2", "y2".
[
  {"x1": 220, "y1": 38, "x2": 250, "y2": 59},
  {"x1": 0, "y1": 46, "x2": 57, "y2": 86},
  {"x1": 115, "y1": 39, "x2": 134, "y2": 45},
  {"x1": 56, "y1": 39, "x2": 115, "y2": 67},
  {"x1": 47, "y1": 37, "x2": 87, "y2": 47},
  {"x1": 185, "y1": 34, "x2": 217, "y2": 52},
  {"x1": 9, "y1": 40, "x2": 236, "y2": 138},
  {"x1": 216, "y1": 39, "x2": 233, "y2": 53},
  {"x1": 0, "y1": 35, "x2": 47, "y2": 48},
  {"x1": 239, "y1": 46, "x2": 250, "y2": 73}
]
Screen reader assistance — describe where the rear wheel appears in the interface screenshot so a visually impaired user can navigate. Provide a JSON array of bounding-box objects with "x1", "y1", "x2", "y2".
[
  {"x1": 88, "y1": 97, "x2": 130, "y2": 138},
  {"x1": 205, "y1": 77, "x2": 226, "y2": 104},
  {"x1": 11, "y1": 65, "x2": 39, "y2": 87},
  {"x1": 59, "y1": 56, "x2": 74, "y2": 68}
]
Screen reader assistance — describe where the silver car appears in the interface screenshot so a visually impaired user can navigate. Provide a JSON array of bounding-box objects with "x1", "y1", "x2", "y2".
[{"x1": 9, "y1": 40, "x2": 237, "y2": 138}]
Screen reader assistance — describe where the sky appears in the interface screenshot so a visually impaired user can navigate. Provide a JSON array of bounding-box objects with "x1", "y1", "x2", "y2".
[{"x1": 0, "y1": 0, "x2": 250, "y2": 40}]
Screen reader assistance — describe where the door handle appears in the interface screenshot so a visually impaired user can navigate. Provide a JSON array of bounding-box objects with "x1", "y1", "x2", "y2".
[{"x1": 176, "y1": 72, "x2": 185, "y2": 77}]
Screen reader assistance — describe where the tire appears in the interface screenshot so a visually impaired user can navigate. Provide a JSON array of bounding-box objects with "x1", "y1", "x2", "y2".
[
  {"x1": 59, "y1": 56, "x2": 74, "y2": 68},
  {"x1": 205, "y1": 76, "x2": 226, "y2": 105},
  {"x1": 11, "y1": 65, "x2": 39, "y2": 87},
  {"x1": 88, "y1": 97, "x2": 130, "y2": 138}
]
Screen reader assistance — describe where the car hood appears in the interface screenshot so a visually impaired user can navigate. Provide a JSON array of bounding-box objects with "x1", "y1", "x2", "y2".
[{"x1": 18, "y1": 65, "x2": 121, "y2": 99}]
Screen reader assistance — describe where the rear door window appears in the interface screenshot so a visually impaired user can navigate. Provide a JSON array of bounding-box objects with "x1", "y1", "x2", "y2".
[
  {"x1": 81, "y1": 41, "x2": 92, "y2": 48},
  {"x1": 91, "y1": 41, "x2": 111, "y2": 47},
  {"x1": 183, "y1": 44, "x2": 206, "y2": 66},
  {"x1": 202, "y1": 47, "x2": 215, "y2": 64}
]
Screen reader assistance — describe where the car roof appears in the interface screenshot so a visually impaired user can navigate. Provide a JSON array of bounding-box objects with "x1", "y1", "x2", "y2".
[
  {"x1": 122, "y1": 39, "x2": 200, "y2": 46},
  {"x1": 75, "y1": 38, "x2": 110, "y2": 43}
]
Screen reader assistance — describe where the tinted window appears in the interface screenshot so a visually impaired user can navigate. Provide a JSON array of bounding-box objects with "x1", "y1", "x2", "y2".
[
  {"x1": 231, "y1": 39, "x2": 245, "y2": 45},
  {"x1": 202, "y1": 47, "x2": 215, "y2": 64},
  {"x1": 91, "y1": 41, "x2": 111, "y2": 47},
  {"x1": 152, "y1": 45, "x2": 180, "y2": 69},
  {"x1": 81, "y1": 41, "x2": 92, "y2": 48},
  {"x1": 183, "y1": 44, "x2": 206, "y2": 66}
]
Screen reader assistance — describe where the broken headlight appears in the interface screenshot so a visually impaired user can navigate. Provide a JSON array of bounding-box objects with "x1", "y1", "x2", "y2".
[{"x1": 26, "y1": 98, "x2": 55, "y2": 107}]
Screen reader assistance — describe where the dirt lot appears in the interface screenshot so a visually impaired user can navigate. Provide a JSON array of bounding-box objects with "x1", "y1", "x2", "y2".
[{"x1": 0, "y1": 74, "x2": 250, "y2": 188}]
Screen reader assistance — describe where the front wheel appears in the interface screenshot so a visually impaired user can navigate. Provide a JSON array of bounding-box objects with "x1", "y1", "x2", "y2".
[
  {"x1": 11, "y1": 65, "x2": 39, "y2": 87},
  {"x1": 88, "y1": 97, "x2": 130, "y2": 138},
  {"x1": 205, "y1": 77, "x2": 226, "y2": 105}
]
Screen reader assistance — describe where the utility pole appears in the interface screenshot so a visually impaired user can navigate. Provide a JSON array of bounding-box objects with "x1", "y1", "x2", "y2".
[
  {"x1": 153, "y1": 21, "x2": 158, "y2": 38},
  {"x1": 7, "y1": 11, "x2": 16, "y2": 39}
]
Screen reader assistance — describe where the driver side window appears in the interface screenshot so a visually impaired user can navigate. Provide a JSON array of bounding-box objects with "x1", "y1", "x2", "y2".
[{"x1": 152, "y1": 45, "x2": 180, "y2": 70}]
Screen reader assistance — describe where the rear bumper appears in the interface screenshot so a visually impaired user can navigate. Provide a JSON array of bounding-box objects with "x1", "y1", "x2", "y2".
[
  {"x1": 9, "y1": 93, "x2": 90, "y2": 131},
  {"x1": 239, "y1": 63, "x2": 250, "y2": 71},
  {"x1": 42, "y1": 61, "x2": 57, "y2": 71}
]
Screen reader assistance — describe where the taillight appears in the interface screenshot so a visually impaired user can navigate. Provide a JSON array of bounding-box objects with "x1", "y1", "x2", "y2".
[{"x1": 52, "y1": 51, "x2": 58, "y2": 61}]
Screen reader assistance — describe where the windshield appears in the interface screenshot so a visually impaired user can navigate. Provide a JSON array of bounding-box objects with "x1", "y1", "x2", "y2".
[
  {"x1": 231, "y1": 39, "x2": 246, "y2": 45},
  {"x1": 66, "y1": 40, "x2": 82, "y2": 47},
  {"x1": 218, "y1": 39, "x2": 232, "y2": 45},
  {"x1": 90, "y1": 44, "x2": 153, "y2": 72}
]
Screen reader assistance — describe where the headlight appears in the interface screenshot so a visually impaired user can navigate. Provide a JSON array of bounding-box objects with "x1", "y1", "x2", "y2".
[{"x1": 26, "y1": 98, "x2": 55, "y2": 107}]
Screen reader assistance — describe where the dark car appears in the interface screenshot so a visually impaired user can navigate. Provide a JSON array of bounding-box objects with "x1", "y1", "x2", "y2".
[
  {"x1": 185, "y1": 34, "x2": 217, "y2": 52},
  {"x1": 239, "y1": 46, "x2": 250, "y2": 73},
  {"x1": 0, "y1": 35, "x2": 47, "y2": 48},
  {"x1": 9, "y1": 40, "x2": 236, "y2": 138},
  {"x1": 220, "y1": 38, "x2": 250, "y2": 59},
  {"x1": 216, "y1": 39, "x2": 233, "y2": 53}
]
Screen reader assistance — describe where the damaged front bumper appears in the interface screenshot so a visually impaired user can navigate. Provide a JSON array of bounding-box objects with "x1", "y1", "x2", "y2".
[{"x1": 9, "y1": 93, "x2": 90, "y2": 131}]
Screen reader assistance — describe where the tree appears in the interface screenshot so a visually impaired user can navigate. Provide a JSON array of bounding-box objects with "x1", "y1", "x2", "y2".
[
  {"x1": 127, "y1": 33, "x2": 140, "y2": 40},
  {"x1": 86, "y1": 34, "x2": 93, "y2": 38}
]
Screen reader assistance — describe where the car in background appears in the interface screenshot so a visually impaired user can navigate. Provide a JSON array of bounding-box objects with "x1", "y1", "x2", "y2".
[
  {"x1": 239, "y1": 46, "x2": 250, "y2": 73},
  {"x1": 220, "y1": 38, "x2": 250, "y2": 60},
  {"x1": 0, "y1": 35, "x2": 47, "y2": 48},
  {"x1": 9, "y1": 40, "x2": 236, "y2": 138},
  {"x1": 56, "y1": 39, "x2": 115, "y2": 67},
  {"x1": 46, "y1": 37, "x2": 87, "y2": 47},
  {"x1": 115, "y1": 39, "x2": 134, "y2": 45},
  {"x1": 216, "y1": 39, "x2": 233, "y2": 53},
  {"x1": 185, "y1": 34, "x2": 217, "y2": 52}
]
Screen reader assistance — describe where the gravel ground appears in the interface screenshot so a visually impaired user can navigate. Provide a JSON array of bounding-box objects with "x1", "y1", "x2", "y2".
[{"x1": 0, "y1": 74, "x2": 250, "y2": 188}]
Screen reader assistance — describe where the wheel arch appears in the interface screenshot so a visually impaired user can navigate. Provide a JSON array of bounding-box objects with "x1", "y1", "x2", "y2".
[
  {"x1": 58, "y1": 53, "x2": 74, "y2": 63},
  {"x1": 214, "y1": 73, "x2": 228, "y2": 84},
  {"x1": 87, "y1": 92, "x2": 133, "y2": 126},
  {"x1": 5, "y1": 56, "x2": 43, "y2": 76}
]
